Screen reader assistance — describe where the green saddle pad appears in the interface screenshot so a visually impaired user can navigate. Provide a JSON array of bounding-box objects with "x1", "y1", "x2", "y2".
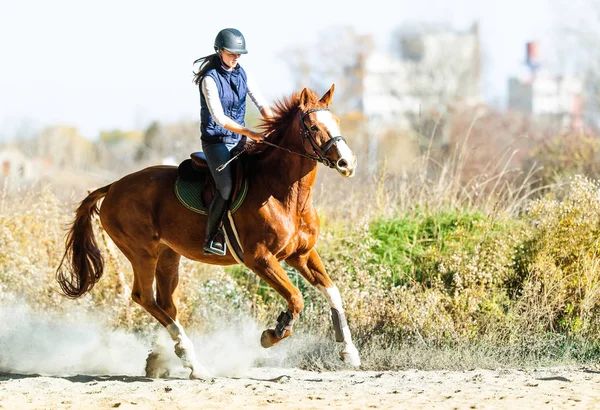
[{"x1": 174, "y1": 176, "x2": 248, "y2": 215}]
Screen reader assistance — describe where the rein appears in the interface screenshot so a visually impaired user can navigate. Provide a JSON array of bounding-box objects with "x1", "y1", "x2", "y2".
[{"x1": 260, "y1": 140, "x2": 319, "y2": 161}]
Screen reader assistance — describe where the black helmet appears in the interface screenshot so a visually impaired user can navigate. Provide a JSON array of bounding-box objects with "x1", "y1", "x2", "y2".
[{"x1": 214, "y1": 28, "x2": 248, "y2": 54}]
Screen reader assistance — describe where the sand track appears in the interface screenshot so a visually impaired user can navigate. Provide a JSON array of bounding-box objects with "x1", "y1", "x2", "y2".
[{"x1": 1, "y1": 366, "x2": 600, "y2": 409}]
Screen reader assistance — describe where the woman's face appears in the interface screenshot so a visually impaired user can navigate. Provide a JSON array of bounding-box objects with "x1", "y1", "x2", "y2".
[{"x1": 220, "y1": 50, "x2": 241, "y2": 69}]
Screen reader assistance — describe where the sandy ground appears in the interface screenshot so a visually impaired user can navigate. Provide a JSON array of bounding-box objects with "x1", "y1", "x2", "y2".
[{"x1": 1, "y1": 366, "x2": 600, "y2": 409}]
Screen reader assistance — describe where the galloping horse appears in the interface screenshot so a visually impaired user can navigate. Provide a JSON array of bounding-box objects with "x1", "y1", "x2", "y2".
[{"x1": 56, "y1": 85, "x2": 360, "y2": 378}]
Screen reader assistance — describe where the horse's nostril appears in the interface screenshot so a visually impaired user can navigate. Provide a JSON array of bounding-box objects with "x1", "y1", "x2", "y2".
[{"x1": 337, "y1": 159, "x2": 348, "y2": 169}]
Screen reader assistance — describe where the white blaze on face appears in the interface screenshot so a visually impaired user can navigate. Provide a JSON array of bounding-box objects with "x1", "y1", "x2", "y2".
[
  {"x1": 314, "y1": 111, "x2": 356, "y2": 173},
  {"x1": 315, "y1": 110, "x2": 341, "y2": 137}
]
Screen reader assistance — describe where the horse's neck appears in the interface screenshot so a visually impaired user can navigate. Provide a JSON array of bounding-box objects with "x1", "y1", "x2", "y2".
[{"x1": 253, "y1": 120, "x2": 317, "y2": 210}]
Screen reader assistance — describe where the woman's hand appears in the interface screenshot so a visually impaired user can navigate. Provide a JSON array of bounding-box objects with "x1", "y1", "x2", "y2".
[
  {"x1": 223, "y1": 120, "x2": 266, "y2": 142},
  {"x1": 247, "y1": 130, "x2": 265, "y2": 142}
]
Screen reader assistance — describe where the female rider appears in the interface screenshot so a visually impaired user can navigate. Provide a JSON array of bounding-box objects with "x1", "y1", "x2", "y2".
[{"x1": 193, "y1": 28, "x2": 273, "y2": 256}]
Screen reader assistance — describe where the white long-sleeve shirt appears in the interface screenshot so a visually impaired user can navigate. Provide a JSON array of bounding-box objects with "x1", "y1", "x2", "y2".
[{"x1": 201, "y1": 72, "x2": 269, "y2": 128}]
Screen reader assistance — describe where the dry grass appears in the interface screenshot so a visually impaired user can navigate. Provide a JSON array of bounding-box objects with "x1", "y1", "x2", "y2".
[{"x1": 3, "y1": 122, "x2": 600, "y2": 371}]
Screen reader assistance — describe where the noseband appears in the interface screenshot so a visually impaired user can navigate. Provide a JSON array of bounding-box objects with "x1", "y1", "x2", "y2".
[{"x1": 261, "y1": 108, "x2": 347, "y2": 168}]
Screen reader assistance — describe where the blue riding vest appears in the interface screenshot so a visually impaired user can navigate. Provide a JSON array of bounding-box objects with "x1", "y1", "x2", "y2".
[{"x1": 200, "y1": 64, "x2": 248, "y2": 145}]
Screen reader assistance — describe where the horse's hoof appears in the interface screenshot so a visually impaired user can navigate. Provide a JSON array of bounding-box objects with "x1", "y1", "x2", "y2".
[
  {"x1": 260, "y1": 329, "x2": 278, "y2": 348},
  {"x1": 339, "y1": 344, "x2": 361, "y2": 367},
  {"x1": 190, "y1": 371, "x2": 205, "y2": 379},
  {"x1": 189, "y1": 366, "x2": 211, "y2": 379},
  {"x1": 146, "y1": 368, "x2": 170, "y2": 379},
  {"x1": 145, "y1": 352, "x2": 171, "y2": 379}
]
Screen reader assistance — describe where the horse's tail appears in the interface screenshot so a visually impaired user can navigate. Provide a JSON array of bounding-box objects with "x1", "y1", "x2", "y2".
[{"x1": 56, "y1": 183, "x2": 113, "y2": 298}]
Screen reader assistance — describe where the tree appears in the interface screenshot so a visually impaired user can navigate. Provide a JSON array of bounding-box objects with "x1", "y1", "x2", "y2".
[
  {"x1": 135, "y1": 121, "x2": 166, "y2": 162},
  {"x1": 24, "y1": 126, "x2": 96, "y2": 170},
  {"x1": 279, "y1": 25, "x2": 373, "y2": 114}
]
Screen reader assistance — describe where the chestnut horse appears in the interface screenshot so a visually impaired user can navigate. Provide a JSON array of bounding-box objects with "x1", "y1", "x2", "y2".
[{"x1": 56, "y1": 85, "x2": 360, "y2": 378}]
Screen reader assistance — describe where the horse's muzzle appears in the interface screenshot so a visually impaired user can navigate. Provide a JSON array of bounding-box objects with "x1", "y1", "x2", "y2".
[{"x1": 336, "y1": 153, "x2": 357, "y2": 178}]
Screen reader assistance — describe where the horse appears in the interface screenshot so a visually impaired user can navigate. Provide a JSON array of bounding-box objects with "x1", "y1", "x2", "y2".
[{"x1": 56, "y1": 84, "x2": 361, "y2": 378}]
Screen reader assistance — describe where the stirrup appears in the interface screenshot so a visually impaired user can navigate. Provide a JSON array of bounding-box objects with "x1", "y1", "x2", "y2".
[{"x1": 203, "y1": 230, "x2": 227, "y2": 256}]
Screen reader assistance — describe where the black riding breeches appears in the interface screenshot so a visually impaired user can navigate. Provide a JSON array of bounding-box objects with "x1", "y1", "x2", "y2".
[{"x1": 201, "y1": 141, "x2": 237, "y2": 200}]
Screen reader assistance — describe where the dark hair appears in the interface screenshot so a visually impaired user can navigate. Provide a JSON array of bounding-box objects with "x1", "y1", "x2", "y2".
[{"x1": 192, "y1": 53, "x2": 221, "y2": 85}]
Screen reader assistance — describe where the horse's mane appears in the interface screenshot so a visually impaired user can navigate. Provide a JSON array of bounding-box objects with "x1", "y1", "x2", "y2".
[
  {"x1": 244, "y1": 88, "x2": 319, "y2": 156},
  {"x1": 259, "y1": 89, "x2": 315, "y2": 135}
]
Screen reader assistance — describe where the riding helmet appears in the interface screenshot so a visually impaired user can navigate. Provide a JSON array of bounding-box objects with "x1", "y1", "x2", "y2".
[{"x1": 214, "y1": 28, "x2": 248, "y2": 54}]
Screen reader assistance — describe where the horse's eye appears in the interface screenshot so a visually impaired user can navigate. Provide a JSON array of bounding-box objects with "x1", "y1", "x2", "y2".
[{"x1": 311, "y1": 125, "x2": 319, "y2": 132}]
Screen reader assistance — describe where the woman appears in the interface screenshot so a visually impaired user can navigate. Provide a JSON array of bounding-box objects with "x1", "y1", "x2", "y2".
[{"x1": 193, "y1": 28, "x2": 273, "y2": 256}]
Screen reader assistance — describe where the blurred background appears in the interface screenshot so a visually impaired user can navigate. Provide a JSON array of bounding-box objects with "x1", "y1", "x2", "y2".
[{"x1": 1, "y1": 0, "x2": 598, "y2": 192}]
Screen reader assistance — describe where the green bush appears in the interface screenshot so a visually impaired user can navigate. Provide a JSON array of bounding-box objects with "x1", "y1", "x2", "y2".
[{"x1": 518, "y1": 175, "x2": 600, "y2": 337}]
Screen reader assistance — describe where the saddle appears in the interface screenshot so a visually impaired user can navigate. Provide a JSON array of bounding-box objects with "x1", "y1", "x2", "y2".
[{"x1": 175, "y1": 151, "x2": 248, "y2": 215}]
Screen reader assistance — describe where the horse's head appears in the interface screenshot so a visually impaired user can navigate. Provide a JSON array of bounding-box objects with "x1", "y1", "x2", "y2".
[{"x1": 298, "y1": 85, "x2": 357, "y2": 178}]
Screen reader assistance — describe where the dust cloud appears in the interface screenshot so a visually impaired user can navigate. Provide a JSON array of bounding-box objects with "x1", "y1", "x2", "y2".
[
  {"x1": 0, "y1": 297, "x2": 306, "y2": 378},
  {"x1": 0, "y1": 300, "x2": 148, "y2": 376}
]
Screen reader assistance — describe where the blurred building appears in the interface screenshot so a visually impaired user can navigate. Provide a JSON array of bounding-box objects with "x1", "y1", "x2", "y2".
[
  {"x1": 346, "y1": 24, "x2": 481, "y2": 174},
  {"x1": 507, "y1": 42, "x2": 584, "y2": 129},
  {"x1": 357, "y1": 23, "x2": 482, "y2": 129},
  {"x1": 0, "y1": 146, "x2": 40, "y2": 182}
]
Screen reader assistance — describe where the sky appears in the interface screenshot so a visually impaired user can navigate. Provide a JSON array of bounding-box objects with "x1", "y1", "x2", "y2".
[{"x1": 0, "y1": 0, "x2": 567, "y2": 141}]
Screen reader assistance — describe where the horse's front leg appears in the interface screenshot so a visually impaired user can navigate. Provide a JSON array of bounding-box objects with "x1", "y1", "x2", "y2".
[
  {"x1": 286, "y1": 249, "x2": 361, "y2": 367},
  {"x1": 245, "y1": 250, "x2": 304, "y2": 348}
]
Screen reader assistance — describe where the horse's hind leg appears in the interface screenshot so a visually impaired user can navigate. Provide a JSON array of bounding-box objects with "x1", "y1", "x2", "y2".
[
  {"x1": 146, "y1": 245, "x2": 202, "y2": 378},
  {"x1": 128, "y1": 247, "x2": 208, "y2": 379},
  {"x1": 245, "y1": 250, "x2": 304, "y2": 348},
  {"x1": 155, "y1": 245, "x2": 181, "y2": 320},
  {"x1": 286, "y1": 249, "x2": 361, "y2": 366}
]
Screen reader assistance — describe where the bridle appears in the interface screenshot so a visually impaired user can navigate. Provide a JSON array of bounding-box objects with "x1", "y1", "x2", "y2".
[{"x1": 261, "y1": 107, "x2": 347, "y2": 168}]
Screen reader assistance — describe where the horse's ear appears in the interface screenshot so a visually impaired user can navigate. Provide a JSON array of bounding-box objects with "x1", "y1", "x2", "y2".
[
  {"x1": 319, "y1": 84, "x2": 335, "y2": 106},
  {"x1": 299, "y1": 88, "x2": 311, "y2": 109}
]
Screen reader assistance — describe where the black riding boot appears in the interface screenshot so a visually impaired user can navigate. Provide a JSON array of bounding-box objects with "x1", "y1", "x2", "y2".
[{"x1": 203, "y1": 192, "x2": 228, "y2": 256}]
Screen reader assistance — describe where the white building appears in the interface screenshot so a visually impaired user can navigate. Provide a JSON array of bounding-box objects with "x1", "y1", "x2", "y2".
[
  {"x1": 507, "y1": 41, "x2": 584, "y2": 128},
  {"x1": 508, "y1": 74, "x2": 583, "y2": 126},
  {"x1": 359, "y1": 24, "x2": 481, "y2": 128},
  {"x1": 348, "y1": 25, "x2": 481, "y2": 174},
  {"x1": 0, "y1": 147, "x2": 40, "y2": 183}
]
